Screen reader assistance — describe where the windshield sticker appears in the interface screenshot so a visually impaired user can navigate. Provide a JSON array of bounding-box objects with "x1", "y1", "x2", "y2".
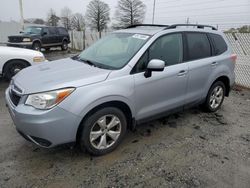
[{"x1": 132, "y1": 34, "x2": 149, "y2": 40}]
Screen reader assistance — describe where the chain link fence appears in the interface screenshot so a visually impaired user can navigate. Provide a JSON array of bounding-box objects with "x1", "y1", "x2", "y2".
[{"x1": 225, "y1": 33, "x2": 250, "y2": 88}]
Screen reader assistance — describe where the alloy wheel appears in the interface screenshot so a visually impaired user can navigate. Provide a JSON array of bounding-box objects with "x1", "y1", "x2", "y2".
[
  {"x1": 89, "y1": 115, "x2": 122, "y2": 150},
  {"x1": 209, "y1": 85, "x2": 224, "y2": 109}
]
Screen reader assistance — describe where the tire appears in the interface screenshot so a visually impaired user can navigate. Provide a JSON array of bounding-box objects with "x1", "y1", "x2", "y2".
[
  {"x1": 3, "y1": 60, "x2": 29, "y2": 80},
  {"x1": 61, "y1": 40, "x2": 68, "y2": 51},
  {"x1": 202, "y1": 81, "x2": 226, "y2": 112},
  {"x1": 80, "y1": 107, "x2": 127, "y2": 156},
  {"x1": 32, "y1": 41, "x2": 41, "y2": 51}
]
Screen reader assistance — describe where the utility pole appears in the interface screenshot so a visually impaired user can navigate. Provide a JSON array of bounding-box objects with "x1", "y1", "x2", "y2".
[
  {"x1": 152, "y1": 0, "x2": 156, "y2": 24},
  {"x1": 19, "y1": 0, "x2": 24, "y2": 30}
]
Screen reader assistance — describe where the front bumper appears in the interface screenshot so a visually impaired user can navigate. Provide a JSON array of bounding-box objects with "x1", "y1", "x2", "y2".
[
  {"x1": 5, "y1": 87, "x2": 82, "y2": 148},
  {"x1": 7, "y1": 42, "x2": 33, "y2": 49}
]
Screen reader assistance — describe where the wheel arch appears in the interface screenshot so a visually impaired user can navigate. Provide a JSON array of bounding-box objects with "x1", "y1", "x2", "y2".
[
  {"x1": 32, "y1": 39, "x2": 42, "y2": 46},
  {"x1": 3, "y1": 59, "x2": 31, "y2": 75},
  {"x1": 76, "y1": 100, "x2": 133, "y2": 143},
  {"x1": 211, "y1": 75, "x2": 230, "y2": 97}
]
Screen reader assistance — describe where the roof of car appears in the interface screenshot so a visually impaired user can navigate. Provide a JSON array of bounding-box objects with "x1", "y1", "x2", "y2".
[{"x1": 115, "y1": 24, "x2": 218, "y2": 36}]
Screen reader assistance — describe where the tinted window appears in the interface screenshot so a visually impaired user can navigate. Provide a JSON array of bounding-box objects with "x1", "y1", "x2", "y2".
[
  {"x1": 58, "y1": 27, "x2": 68, "y2": 35},
  {"x1": 134, "y1": 33, "x2": 183, "y2": 73},
  {"x1": 186, "y1": 33, "x2": 211, "y2": 61},
  {"x1": 209, "y1": 33, "x2": 227, "y2": 55},
  {"x1": 48, "y1": 27, "x2": 58, "y2": 34},
  {"x1": 42, "y1": 28, "x2": 49, "y2": 34}
]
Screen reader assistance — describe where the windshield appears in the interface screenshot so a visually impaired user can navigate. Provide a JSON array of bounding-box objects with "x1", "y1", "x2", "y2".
[
  {"x1": 23, "y1": 27, "x2": 42, "y2": 35},
  {"x1": 78, "y1": 33, "x2": 150, "y2": 69}
]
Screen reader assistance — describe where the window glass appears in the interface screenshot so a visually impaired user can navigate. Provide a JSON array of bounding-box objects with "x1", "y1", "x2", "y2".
[
  {"x1": 186, "y1": 33, "x2": 211, "y2": 60},
  {"x1": 209, "y1": 33, "x2": 227, "y2": 55},
  {"x1": 78, "y1": 33, "x2": 149, "y2": 69},
  {"x1": 48, "y1": 27, "x2": 58, "y2": 34},
  {"x1": 58, "y1": 28, "x2": 68, "y2": 35},
  {"x1": 23, "y1": 27, "x2": 42, "y2": 35},
  {"x1": 42, "y1": 28, "x2": 49, "y2": 34},
  {"x1": 134, "y1": 33, "x2": 183, "y2": 73}
]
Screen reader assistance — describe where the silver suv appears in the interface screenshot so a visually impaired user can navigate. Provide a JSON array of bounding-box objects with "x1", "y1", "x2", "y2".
[{"x1": 5, "y1": 24, "x2": 236, "y2": 155}]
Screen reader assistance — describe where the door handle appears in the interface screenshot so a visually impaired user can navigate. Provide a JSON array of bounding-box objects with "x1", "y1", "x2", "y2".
[
  {"x1": 211, "y1": 62, "x2": 218, "y2": 66},
  {"x1": 178, "y1": 70, "x2": 187, "y2": 76}
]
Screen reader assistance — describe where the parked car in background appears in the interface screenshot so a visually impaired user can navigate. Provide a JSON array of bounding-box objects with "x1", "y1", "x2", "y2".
[
  {"x1": 5, "y1": 24, "x2": 236, "y2": 156},
  {"x1": 0, "y1": 46, "x2": 46, "y2": 80},
  {"x1": 7, "y1": 26, "x2": 70, "y2": 51}
]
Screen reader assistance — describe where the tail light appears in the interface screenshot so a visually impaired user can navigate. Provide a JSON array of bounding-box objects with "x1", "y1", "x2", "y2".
[{"x1": 230, "y1": 54, "x2": 237, "y2": 63}]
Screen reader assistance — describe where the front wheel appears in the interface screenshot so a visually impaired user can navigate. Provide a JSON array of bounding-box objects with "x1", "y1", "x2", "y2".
[
  {"x1": 80, "y1": 107, "x2": 127, "y2": 156},
  {"x1": 3, "y1": 60, "x2": 29, "y2": 80},
  {"x1": 32, "y1": 42, "x2": 41, "y2": 51},
  {"x1": 202, "y1": 81, "x2": 225, "y2": 112}
]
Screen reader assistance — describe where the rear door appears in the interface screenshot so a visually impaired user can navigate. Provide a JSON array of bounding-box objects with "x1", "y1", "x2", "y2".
[
  {"x1": 41, "y1": 27, "x2": 51, "y2": 46},
  {"x1": 184, "y1": 32, "x2": 213, "y2": 107},
  {"x1": 133, "y1": 33, "x2": 188, "y2": 120},
  {"x1": 48, "y1": 27, "x2": 59, "y2": 44}
]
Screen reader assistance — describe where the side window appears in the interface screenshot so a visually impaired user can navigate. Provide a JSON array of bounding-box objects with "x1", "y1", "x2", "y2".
[
  {"x1": 48, "y1": 27, "x2": 57, "y2": 35},
  {"x1": 209, "y1": 33, "x2": 227, "y2": 55},
  {"x1": 42, "y1": 28, "x2": 49, "y2": 35},
  {"x1": 186, "y1": 33, "x2": 211, "y2": 61},
  {"x1": 133, "y1": 33, "x2": 183, "y2": 73},
  {"x1": 58, "y1": 28, "x2": 68, "y2": 35}
]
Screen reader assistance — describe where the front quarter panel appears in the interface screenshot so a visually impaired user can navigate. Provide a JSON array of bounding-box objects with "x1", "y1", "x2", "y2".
[{"x1": 58, "y1": 74, "x2": 135, "y2": 120}]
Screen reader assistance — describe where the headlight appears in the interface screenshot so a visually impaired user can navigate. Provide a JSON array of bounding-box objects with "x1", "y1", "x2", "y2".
[
  {"x1": 23, "y1": 38, "x2": 31, "y2": 42},
  {"x1": 33, "y1": 56, "x2": 45, "y2": 63},
  {"x1": 25, "y1": 88, "x2": 75, "y2": 110}
]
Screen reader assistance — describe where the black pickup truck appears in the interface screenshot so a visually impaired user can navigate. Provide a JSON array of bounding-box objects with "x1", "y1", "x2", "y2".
[{"x1": 7, "y1": 26, "x2": 70, "y2": 51}]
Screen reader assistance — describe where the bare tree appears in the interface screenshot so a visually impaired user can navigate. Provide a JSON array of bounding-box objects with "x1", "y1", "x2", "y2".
[
  {"x1": 113, "y1": 0, "x2": 146, "y2": 29},
  {"x1": 47, "y1": 9, "x2": 60, "y2": 26},
  {"x1": 86, "y1": 0, "x2": 110, "y2": 38},
  {"x1": 61, "y1": 7, "x2": 72, "y2": 30},
  {"x1": 71, "y1": 13, "x2": 85, "y2": 31},
  {"x1": 33, "y1": 18, "x2": 45, "y2": 25}
]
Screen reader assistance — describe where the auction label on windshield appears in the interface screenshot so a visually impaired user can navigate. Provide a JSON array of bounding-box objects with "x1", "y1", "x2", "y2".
[{"x1": 132, "y1": 34, "x2": 149, "y2": 40}]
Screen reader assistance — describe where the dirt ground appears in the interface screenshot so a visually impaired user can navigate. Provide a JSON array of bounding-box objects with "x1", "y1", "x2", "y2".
[{"x1": 0, "y1": 51, "x2": 250, "y2": 188}]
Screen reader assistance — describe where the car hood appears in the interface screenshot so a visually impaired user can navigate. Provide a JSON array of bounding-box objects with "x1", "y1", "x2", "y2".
[{"x1": 13, "y1": 58, "x2": 112, "y2": 94}]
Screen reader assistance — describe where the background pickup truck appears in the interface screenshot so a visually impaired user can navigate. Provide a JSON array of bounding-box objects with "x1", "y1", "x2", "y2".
[{"x1": 7, "y1": 26, "x2": 70, "y2": 51}]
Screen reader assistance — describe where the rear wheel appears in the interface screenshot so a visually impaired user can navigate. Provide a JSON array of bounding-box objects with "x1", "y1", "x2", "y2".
[
  {"x1": 3, "y1": 60, "x2": 29, "y2": 80},
  {"x1": 61, "y1": 40, "x2": 68, "y2": 51},
  {"x1": 80, "y1": 107, "x2": 127, "y2": 156},
  {"x1": 32, "y1": 41, "x2": 41, "y2": 51},
  {"x1": 202, "y1": 81, "x2": 225, "y2": 112}
]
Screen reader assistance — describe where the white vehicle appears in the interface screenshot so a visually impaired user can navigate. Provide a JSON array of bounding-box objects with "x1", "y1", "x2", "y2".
[{"x1": 0, "y1": 46, "x2": 46, "y2": 80}]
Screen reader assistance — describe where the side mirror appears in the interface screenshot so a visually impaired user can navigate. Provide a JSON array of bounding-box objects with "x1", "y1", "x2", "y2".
[
  {"x1": 42, "y1": 32, "x2": 47, "y2": 36},
  {"x1": 19, "y1": 31, "x2": 24, "y2": 34},
  {"x1": 144, "y1": 59, "x2": 165, "y2": 78}
]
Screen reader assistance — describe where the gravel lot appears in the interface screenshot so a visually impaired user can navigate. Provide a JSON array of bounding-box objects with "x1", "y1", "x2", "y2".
[{"x1": 0, "y1": 51, "x2": 250, "y2": 188}]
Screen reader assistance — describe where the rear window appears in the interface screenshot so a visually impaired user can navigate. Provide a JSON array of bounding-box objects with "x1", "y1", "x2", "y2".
[
  {"x1": 209, "y1": 33, "x2": 227, "y2": 55},
  {"x1": 186, "y1": 32, "x2": 211, "y2": 61},
  {"x1": 58, "y1": 27, "x2": 68, "y2": 35}
]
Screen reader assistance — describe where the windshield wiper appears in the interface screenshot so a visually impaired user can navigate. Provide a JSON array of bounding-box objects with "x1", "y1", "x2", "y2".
[{"x1": 72, "y1": 56, "x2": 97, "y2": 67}]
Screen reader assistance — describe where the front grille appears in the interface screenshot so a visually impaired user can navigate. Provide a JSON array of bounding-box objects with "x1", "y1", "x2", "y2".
[
  {"x1": 9, "y1": 90, "x2": 21, "y2": 106},
  {"x1": 8, "y1": 36, "x2": 23, "y2": 43}
]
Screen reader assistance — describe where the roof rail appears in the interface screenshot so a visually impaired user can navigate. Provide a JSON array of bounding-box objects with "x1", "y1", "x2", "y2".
[
  {"x1": 126, "y1": 24, "x2": 169, "y2": 29},
  {"x1": 166, "y1": 24, "x2": 217, "y2": 30}
]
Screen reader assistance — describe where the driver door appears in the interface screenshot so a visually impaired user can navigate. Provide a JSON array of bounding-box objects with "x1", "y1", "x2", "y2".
[{"x1": 133, "y1": 33, "x2": 188, "y2": 120}]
